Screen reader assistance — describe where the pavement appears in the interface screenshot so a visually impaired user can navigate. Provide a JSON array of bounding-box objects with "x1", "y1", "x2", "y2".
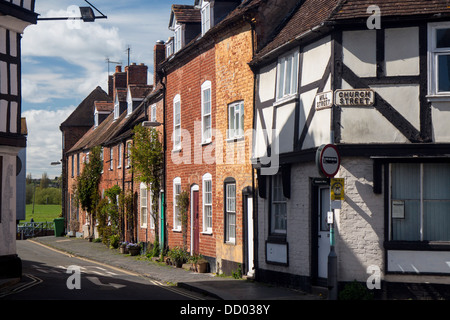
[{"x1": 4, "y1": 236, "x2": 324, "y2": 300}]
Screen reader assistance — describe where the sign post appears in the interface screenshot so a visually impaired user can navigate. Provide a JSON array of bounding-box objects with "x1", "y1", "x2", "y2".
[{"x1": 316, "y1": 144, "x2": 341, "y2": 300}]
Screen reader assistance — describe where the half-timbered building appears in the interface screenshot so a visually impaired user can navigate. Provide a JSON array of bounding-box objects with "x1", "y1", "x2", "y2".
[
  {"x1": 250, "y1": 0, "x2": 450, "y2": 298},
  {"x1": 0, "y1": 0, "x2": 37, "y2": 279}
]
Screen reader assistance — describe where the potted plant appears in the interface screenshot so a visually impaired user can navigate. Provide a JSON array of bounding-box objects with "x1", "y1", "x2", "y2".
[
  {"x1": 168, "y1": 247, "x2": 188, "y2": 268},
  {"x1": 120, "y1": 241, "x2": 129, "y2": 254},
  {"x1": 196, "y1": 258, "x2": 208, "y2": 273},
  {"x1": 127, "y1": 243, "x2": 141, "y2": 256}
]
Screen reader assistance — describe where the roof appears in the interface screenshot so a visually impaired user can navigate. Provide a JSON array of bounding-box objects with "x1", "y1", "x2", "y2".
[
  {"x1": 60, "y1": 86, "x2": 111, "y2": 129},
  {"x1": 128, "y1": 84, "x2": 153, "y2": 100},
  {"x1": 252, "y1": 0, "x2": 450, "y2": 65},
  {"x1": 95, "y1": 101, "x2": 114, "y2": 113},
  {"x1": 331, "y1": 0, "x2": 450, "y2": 21},
  {"x1": 170, "y1": 4, "x2": 201, "y2": 27}
]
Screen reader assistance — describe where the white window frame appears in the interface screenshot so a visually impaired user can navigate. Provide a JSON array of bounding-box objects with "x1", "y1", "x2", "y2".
[
  {"x1": 140, "y1": 182, "x2": 148, "y2": 228},
  {"x1": 174, "y1": 24, "x2": 183, "y2": 53},
  {"x1": 173, "y1": 94, "x2": 182, "y2": 151},
  {"x1": 201, "y1": 1, "x2": 211, "y2": 36},
  {"x1": 428, "y1": 22, "x2": 450, "y2": 100},
  {"x1": 166, "y1": 39, "x2": 174, "y2": 57},
  {"x1": 117, "y1": 144, "x2": 122, "y2": 169},
  {"x1": 225, "y1": 181, "x2": 236, "y2": 244},
  {"x1": 109, "y1": 147, "x2": 114, "y2": 170},
  {"x1": 227, "y1": 101, "x2": 244, "y2": 139},
  {"x1": 151, "y1": 104, "x2": 157, "y2": 122},
  {"x1": 202, "y1": 173, "x2": 213, "y2": 233},
  {"x1": 114, "y1": 95, "x2": 120, "y2": 120},
  {"x1": 276, "y1": 48, "x2": 299, "y2": 102},
  {"x1": 201, "y1": 81, "x2": 212, "y2": 143},
  {"x1": 271, "y1": 172, "x2": 287, "y2": 234},
  {"x1": 126, "y1": 141, "x2": 132, "y2": 168},
  {"x1": 173, "y1": 177, "x2": 182, "y2": 231}
]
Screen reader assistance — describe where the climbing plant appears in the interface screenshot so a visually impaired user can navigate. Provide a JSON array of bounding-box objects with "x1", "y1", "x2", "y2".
[
  {"x1": 177, "y1": 189, "x2": 190, "y2": 250},
  {"x1": 74, "y1": 145, "x2": 103, "y2": 240},
  {"x1": 130, "y1": 124, "x2": 163, "y2": 243}
]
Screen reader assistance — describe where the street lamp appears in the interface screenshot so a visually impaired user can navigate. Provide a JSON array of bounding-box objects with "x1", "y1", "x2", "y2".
[
  {"x1": 37, "y1": 0, "x2": 107, "y2": 22},
  {"x1": 142, "y1": 121, "x2": 162, "y2": 128}
]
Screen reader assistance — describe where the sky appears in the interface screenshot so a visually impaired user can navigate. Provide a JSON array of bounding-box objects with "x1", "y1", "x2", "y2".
[{"x1": 22, "y1": 0, "x2": 193, "y2": 179}]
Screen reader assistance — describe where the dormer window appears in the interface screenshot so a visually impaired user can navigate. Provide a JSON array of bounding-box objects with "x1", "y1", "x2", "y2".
[
  {"x1": 201, "y1": 1, "x2": 211, "y2": 35},
  {"x1": 94, "y1": 110, "x2": 99, "y2": 128},
  {"x1": 174, "y1": 24, "x2": 183, "y2": 53},
  {"x1": 127, "y1": 91, "x2": 133, "y2": 116},
  {"x1": 114, "y1": 96, "x2": 120, "y2": 120}
]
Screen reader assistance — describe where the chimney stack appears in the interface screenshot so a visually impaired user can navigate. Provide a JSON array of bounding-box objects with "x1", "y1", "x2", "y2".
[
  {"x1": 112, "y1": 65, "x2": 127, "y2": 99},
  {"x1": 126, "y1": 63, "x2": 148, "y2": 86},
  {"x1": 154, "y1": 40, "x2": 166, "y2": 86}
]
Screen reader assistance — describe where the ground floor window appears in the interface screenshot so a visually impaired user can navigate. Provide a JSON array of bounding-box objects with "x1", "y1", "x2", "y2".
[
  {"x1": 271, "y1": 172, "x2": 287, "y2": 234},
  {"x1": 390, "y1": 162, "x2": 450, "y2": 241},
  {"x1": 225, "y1": 178, "x2": 236, "y2": 243},
  {"x1": 140, "y1": 183, "x2": 148, "y2": 228}
]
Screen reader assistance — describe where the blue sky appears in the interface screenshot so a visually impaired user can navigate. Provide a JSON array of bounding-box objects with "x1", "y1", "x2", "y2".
[{"x1": 22, "y1": 0, "x2": 193, "y2": 179}]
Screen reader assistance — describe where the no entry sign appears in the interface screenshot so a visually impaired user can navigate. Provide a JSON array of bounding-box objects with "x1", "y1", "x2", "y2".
[{"x1": 316, "y1": 144, "x2": 340, "y2": 178}]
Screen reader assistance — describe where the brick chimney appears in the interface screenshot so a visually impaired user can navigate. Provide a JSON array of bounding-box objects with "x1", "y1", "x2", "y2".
[
  {"x1": 113, "y1": 65, "x2": 127, "y2": 97},
  {"x1": 154, "y1": 40, "x2": 166, "y2": 85},
  {"x1": 126, "y1": 63, "x2": 148, "y2": 86}
]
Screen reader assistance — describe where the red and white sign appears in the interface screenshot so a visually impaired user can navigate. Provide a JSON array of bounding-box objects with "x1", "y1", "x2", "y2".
[{"x1": 316, "y1": 144, "x2": 340, "y2": 178}]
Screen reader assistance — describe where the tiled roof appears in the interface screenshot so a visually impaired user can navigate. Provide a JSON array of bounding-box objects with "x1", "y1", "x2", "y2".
[
  {"x1": 95, "y1": 101, "x2": 113, "y2": 112},
  {"x1": 171, "y1": 4, "x2": 201, "y2": 24},
  {"x1": 254, "y1": 0, "x2": 450, "y2": 64},
  {"x1": 128, "y1": 84, "x2": 153, "y2": 99},
  {"x1": 330, "y1": 0, "x2": 450, "y2": 20},
  {"x1": 60, "y1": 86, "x2": 111, "y2": 128}
]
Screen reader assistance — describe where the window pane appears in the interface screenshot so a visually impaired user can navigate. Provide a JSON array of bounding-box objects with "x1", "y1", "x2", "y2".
[
  {"x1": 292, "y1": 52, "x2": 298, "y2": 93},
  {"x1": 285, "y1": 56, "x2": 292, "y2": 95},
  {"x1": 391, "y1": 163, "x2": 420, "y2": 200},
  {"x1": 438, "y1": 54, "x2": 450, "y2": 92},
  {"x1": 392, "y1": 200, "x2": 421, "y2": 241},
  {"x1": 277, "y1": 59, "x2": 285, "y2": 99},
  {"x1": 436, "y1": 28, "x2": 450, "y2": 48},
  {"x1": 228, "y1": 104, "x2": 235, "y2": 137},
  {"x1": 424, "y1": 201, "x2": 450, "y2": 241},
  {"x1": 203, "y1": 88, "x2": 211, "y2": 114}
]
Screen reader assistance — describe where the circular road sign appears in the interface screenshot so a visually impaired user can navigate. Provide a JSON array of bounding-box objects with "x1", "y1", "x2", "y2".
[{"x1": 316, "y1": 144, "x2": 340, "y2": 178}]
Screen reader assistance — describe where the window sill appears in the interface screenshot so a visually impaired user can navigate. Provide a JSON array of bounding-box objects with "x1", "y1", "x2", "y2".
[
  {"x1": 225, "y1": 136, "x2": 244, "y2": 143},
  {"x1": 172, "y1": 148, "x2": 182, "y2": 154},
  {"x1": 273, "y1": 94, "x2": 298, "y2": 107},
  {"x1": 201, "y1": 231, "x2": 213, "y2": 235},
  {"x1": 384, "y1": 240, "x2": 450, "y2": 251},
  {"x1": 172, "y1": 228, "x2": 182, "y2": 233},
  {"x1": 426, "y1": 94, "x2": 450, "y2": 103},
  {"x1": 201, "y1": 140, "x2": 212, "y2": 146}
]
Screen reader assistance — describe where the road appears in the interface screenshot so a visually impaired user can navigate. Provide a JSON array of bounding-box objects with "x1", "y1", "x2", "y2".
[{"x1": 1, "y1": 240, "x2": 208, "y2": 300}]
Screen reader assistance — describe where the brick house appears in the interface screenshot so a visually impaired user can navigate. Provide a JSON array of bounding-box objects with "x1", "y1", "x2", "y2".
[
  {"x1": 0, "y1": 0, "x2": 37, "y2": 279},
  {"x1": 62, "y1": 60, "x2": 163, "y2": 245},
  {"x1": 251, "y1": 0, "x2": 450, "y2": 299},
  {"x1": 160, "y1": 0, "x2": 300, "y2": 275}
]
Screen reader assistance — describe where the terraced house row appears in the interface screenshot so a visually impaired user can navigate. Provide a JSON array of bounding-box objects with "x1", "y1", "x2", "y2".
[{"x1": 61, "y1": 0, "x2": 450, "y2": 299}]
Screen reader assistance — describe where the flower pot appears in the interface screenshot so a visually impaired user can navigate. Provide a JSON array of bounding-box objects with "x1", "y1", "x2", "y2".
[
  {"x1": 120, "y1": 246, "x2": 129, "y2": 254},
  {"x1": 128, "y1": 247, "x2": 140, "y2": 256},
  {"x1": 196, "y1": 261, "x2": 208, "y2": 273}
]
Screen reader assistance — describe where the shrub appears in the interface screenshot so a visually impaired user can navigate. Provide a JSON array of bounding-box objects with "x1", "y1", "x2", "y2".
[{"x1": 339, "y1": 280, "x2": 374, "y2": 300}]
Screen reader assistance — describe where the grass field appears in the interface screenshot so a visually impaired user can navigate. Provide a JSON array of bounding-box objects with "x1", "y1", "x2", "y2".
[{"x1": 24, "y1": 204, "x2": 62, "y2": 222}]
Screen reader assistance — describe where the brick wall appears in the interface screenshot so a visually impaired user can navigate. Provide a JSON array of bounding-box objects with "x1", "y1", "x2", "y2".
[
  {"x1": 165, "y1": 44, "x2": 217, "y2": 261},
  {"x1": 214, "y1": 24, "x2": 254, "y2": 273}
]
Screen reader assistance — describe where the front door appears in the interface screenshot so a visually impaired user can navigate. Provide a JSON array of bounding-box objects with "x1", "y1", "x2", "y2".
[
  {"x1": 192, "y1": 190, "x2": 200, "y2": 254},
  {"x1": 317, "y1": 187, "x2": 330, "y2": 280}
]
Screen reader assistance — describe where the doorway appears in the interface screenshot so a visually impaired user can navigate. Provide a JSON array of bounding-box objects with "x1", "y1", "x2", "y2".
[
  {"x1": 311, "y1": 181, "x2": 330, "y2": 286},
  {"x1": 190, "y1": 185, "x2": 199, "y2": 254}
]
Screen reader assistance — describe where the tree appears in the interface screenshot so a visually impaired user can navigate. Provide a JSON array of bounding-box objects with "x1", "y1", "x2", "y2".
[
  {"x1": 74, "y1": 146, "x2": 103, "y2": 240},
  {"x1": 41, "y1": 172, "x2": 50, "y2": 189},
  {"x1": 130, "y1": 125, "x2": 163, "y2": 243}
]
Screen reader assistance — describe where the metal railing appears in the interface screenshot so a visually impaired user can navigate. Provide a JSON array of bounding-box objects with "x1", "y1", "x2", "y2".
[{"x1": 17, "y1": 222, "x2": 55, "y2": 239}]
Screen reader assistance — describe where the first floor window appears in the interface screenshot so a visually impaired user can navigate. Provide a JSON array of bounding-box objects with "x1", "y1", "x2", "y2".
[
  {"x1": 225, "y1": 180, "x2": 236, "y2": 243},
  {"x1": 390, "y1": 162, "x2": 450, "y2": 241},
  {"x1": 429, "y1": 23, "x2": 450, "y2": 95},
  {"x1": 203, "y1": 173, "x2": 212, "y2": 233},
  {"x1": 271, "y1": 172, "x2": 287, "y2": 234},
  {"x1": 173, "y1": 177, "x2": 181, "y2": 230},
  {"x1": 276, "y1": 49, "x2": 299, "y2": 101},
  {"x1": 201, "y1": 81, "x2": 212, "y2": 143},
  {"x1": 228, "y1": 101, "x2": 244, "y2": 139},
  {"x1": 173, "y1": 95, "x2": 181, "y2": 150},
  {"x1": 140, "y1": 183, "x2": 148, "y2": 228}
]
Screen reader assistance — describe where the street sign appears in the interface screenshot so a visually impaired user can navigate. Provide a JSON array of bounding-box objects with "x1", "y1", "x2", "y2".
[
  {"x1": 316, "y1": 144, "x2": 340, "y2": 178},
  {"x1": 334, "y1": 89, "x2": 375, "y2": 107},
  {"x1": 331, "y1": 178, "x2": 345, "y2": 201},
  {"x1": 315, "y1": 91, "x2": 333, "y2": 110}
]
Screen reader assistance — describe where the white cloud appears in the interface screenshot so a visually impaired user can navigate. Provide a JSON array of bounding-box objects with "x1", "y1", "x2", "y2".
[{"x1": 23, "y1": 107, "x2": 76, "y2": 179}]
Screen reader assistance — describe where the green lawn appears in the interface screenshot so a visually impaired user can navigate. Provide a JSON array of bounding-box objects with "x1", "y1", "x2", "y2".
[{"x1": 24, "y1": 204, "x2": 62, "y2": 223}]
